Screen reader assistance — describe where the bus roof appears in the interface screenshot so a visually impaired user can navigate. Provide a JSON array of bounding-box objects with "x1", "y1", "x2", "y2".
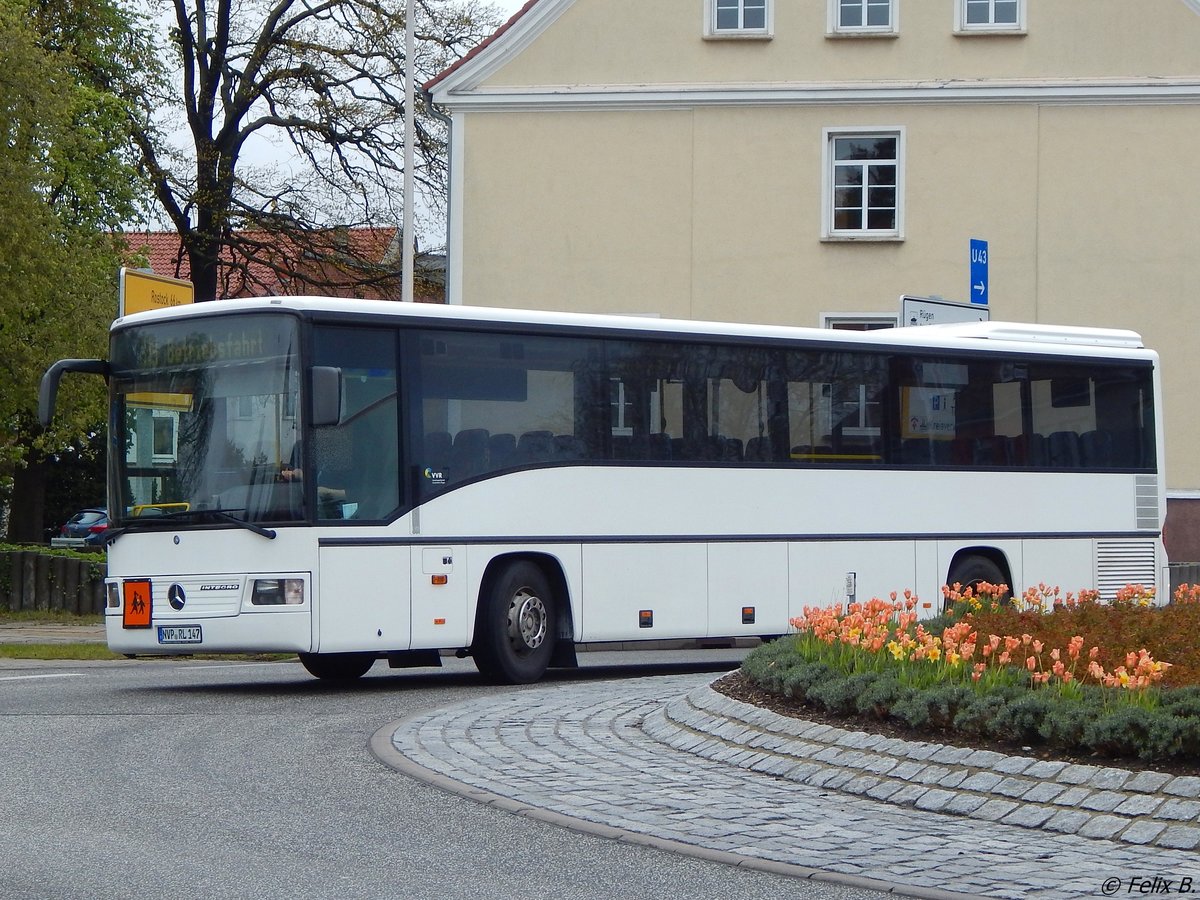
[
  {"x1": 888, "y1": 320, "x2": 1145, "y2": 349},
  {"x1": 113, "y1": 296, "x2": 1149, "y2": 357}
]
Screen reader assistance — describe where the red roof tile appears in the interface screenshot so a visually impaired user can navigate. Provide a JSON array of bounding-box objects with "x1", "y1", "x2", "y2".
[{"x1": 121, "y1": 229, "x2": 444, "y2": 302}]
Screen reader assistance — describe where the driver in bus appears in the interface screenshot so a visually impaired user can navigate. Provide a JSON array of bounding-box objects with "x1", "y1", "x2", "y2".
[{"x1": 279, "y1": 452, "x2": 348, "y2": 508}]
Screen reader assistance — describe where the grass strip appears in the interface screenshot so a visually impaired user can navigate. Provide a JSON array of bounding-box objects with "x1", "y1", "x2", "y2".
[
  {"x1": 0, "y1": 643, "x2": 122, "y2": 660},
  {"x1": 0, "y1": 643, "x2": 297, "y2": 662}
]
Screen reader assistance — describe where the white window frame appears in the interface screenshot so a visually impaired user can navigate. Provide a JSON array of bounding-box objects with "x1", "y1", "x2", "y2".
[
  {"x1": 821, "y1": 127, "x2": 905, "y2": 242},
  {"x1": 704, "y1": 0, "x2": 773, "y2": 40},
  {"x1": 828, "y1": 0, "x2": 898, "y2": 37},
  {"x1": 954, "y1": 0, "x2": 1026, "y2": 34},
  {"x1": 610, "y1": 378, "x2": 664, "y2": 439},
  {"x1": 611, "y1": 379, "x2": 634, "y2": 437},
  {"x1": 821, "y1": 313, "x2": 898, "y2": 330},
  {"x1": 235, "y1": 394, "x2": 256, "y2": 420}
]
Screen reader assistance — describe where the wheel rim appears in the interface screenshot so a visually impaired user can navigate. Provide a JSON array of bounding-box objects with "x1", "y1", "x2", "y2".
[{"x1": 507, "y1": 587, "x2": 547, "y2": 654}]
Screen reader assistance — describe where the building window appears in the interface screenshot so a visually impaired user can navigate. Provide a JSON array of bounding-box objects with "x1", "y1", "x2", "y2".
[
  {"x1": 955, "y1": 0, "x2": 1024, "y2": 33},
  {"x1": 822, "y1": 315, "x2": 897, "y2": 331},
  {"x1": 822, "y1": 128, "x2": 904, "y2": 240},
  {"x1": 706, "y1": 0, "x2": 772, "y2": 38},
  {"x1": 830, "y1": 0, "x2": 896, "y2": 35},
  {"x1": 151, "y1": 410, "x2": 179, "y2": 464}
]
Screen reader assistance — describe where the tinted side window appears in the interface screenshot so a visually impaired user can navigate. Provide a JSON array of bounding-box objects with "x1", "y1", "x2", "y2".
[
  {"x1": 411, "y1": 330, "x2": 599, "y2": 497},
  {"x1": 890, "y1": 354, "x2": 1155, "y2": 470},
  {"x1": 783, "y1": 348, "x2": 887, "y2": 463},
  {"x1": 604, "y1": 340, "x2": 686, "y2": 461},
  {"x1": 1026, "y1": 362, "x2": 1154, "y2": 470}
]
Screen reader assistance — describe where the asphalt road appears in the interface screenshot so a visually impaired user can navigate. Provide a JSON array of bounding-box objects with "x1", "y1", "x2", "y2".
[{"x1": 0, "y1": 651, "x2": 890, "y2": 900}]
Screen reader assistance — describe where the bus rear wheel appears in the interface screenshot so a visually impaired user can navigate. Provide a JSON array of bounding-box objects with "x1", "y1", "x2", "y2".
[
  {"x1": 945, "y1": 555, "x2": 1009, "y2": 610},
  {"x1": 473, "y1": 561, "x2": 557, "y2": 685},
  {"x1": 298, "y1": 651, "x2": 376, "y2": 683}
]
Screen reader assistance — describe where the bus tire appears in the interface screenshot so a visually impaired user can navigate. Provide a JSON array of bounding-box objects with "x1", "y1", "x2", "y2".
[
  {"x1": 298, "y1": 651, "x2": 375, "y2": 683},
  {"x1": 945, "y1": 554, "x2": 1009, "y2": 607},
  {"x1": 473, "y1": 561, "x2": 556, "y2": 685}
]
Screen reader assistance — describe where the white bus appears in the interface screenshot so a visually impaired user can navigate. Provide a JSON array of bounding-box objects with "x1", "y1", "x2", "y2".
[{"x1": 40, "y1": 299, "x2": 1166, "y2": 683}]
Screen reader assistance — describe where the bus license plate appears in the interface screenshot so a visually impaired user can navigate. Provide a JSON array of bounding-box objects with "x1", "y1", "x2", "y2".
[{"x1": 157, "y1": 625, "x2": 202, "y2": 645}]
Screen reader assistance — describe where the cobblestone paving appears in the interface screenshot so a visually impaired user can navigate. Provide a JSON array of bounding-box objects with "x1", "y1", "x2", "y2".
[
  {"x1": 387, "y1": 673, "x2": 1200, "y2": 900},
  {"x1": 659, "y1": 682, "x2": 1200, "y2": 851}
]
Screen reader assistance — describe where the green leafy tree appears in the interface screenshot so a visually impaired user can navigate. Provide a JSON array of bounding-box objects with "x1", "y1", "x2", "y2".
[
  {"x1": 0, "y1": 0, "x2": 149, "y2": 541},
  {"x1": 129, "y1": 0, "x2": 502, "y2": 300}
]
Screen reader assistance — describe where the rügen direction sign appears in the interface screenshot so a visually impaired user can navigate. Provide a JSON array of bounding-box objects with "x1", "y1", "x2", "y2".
[{"x1": 900, "y1": 294, "x2": 990, "y2": 327}]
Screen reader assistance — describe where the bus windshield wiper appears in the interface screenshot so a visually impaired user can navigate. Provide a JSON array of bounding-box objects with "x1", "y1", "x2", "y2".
[{"x1": 130, "y1": 509, "x2": 277, "y2": 539}]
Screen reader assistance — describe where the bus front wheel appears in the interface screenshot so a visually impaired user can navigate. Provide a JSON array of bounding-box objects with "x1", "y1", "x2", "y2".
[
  {"x1": 298, "y1": 651, "x2": 376, "y2": 683},
  {"x1": 473, "y1": 561, "x2": 557, "y2": 685}
]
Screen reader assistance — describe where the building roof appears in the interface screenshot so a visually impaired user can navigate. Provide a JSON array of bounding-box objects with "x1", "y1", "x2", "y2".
[
  {"x1": 423, "y1": 0, "x2": 541, "y2": 92},
  {"x1": 121, "y1": 229, "x2": 445, "y2": 302}
]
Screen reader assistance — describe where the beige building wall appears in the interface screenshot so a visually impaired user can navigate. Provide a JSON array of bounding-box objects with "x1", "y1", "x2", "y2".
[
  {"x1": 487, "y1": 0, "x2": 1200, "y2": 86},
  {"x1": 431, "y1": 0, "x2": 1200, "y2": 555},
  {"x1": 460, "y1": 104, "x2": 1046, "y2": 323},
  {"x1": 460, "y1": 110, "x2": 697, "y2": 316}
]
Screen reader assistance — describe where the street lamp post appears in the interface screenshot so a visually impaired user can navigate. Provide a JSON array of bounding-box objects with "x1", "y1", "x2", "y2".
[{"x1": 401, "y1": 0, "x2": 416, "y2": 303}]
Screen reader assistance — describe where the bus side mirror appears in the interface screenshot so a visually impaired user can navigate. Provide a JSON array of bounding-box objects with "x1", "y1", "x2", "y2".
[
  {"x1": 311, "y1": 366, "x2": 342, "y2": 427},
  {"x1": 38, "y1": 359, "x2": 109, "y2": 426}
]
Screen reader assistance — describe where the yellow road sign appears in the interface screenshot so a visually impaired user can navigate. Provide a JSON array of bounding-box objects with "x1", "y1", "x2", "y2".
[{"x1": 119, "y1": 267, "x2": 194, "y2": 317}]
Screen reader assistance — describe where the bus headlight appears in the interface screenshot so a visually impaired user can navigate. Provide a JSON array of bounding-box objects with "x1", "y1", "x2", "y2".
[{"x1": 251, "y1": 578, "x2": 305, "y2": 606}]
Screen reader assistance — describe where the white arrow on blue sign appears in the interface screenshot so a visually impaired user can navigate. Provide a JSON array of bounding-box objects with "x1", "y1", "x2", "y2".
[{"x1": 970, "y1": 238, "x2": 988, "y2": 306}]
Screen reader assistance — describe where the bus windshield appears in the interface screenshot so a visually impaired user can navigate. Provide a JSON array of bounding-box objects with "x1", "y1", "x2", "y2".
[{"x1": 109, "y1": 314, "x2": 304, "y2": 526}]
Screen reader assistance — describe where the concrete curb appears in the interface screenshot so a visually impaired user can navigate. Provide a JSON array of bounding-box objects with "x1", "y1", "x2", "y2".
[{"x1": 0, "y1": 624, "x2": 107, "y2": 644}]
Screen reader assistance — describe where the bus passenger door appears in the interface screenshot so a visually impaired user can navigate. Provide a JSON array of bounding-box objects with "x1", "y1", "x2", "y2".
[{"x1": 316, "y1": 545, "x2": 411, "y2": 653}]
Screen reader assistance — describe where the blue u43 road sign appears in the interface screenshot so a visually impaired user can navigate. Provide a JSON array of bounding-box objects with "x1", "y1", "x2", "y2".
[{"x1": 970, "y1": 238, "x2": 989, "y2": 306}]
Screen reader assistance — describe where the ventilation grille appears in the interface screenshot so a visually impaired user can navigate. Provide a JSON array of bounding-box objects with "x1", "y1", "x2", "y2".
[
  {"x1": 1095, "y1": 540, "x2": 1159, "y2": 601},
  {"x1": 1135, "y1": 475, "x2": 1160, "y2": 530}
]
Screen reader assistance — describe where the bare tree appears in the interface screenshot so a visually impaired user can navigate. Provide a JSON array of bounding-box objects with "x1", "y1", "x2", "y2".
[{"x1": 132, "y1": 0, "x2": 501, "y2": 300}]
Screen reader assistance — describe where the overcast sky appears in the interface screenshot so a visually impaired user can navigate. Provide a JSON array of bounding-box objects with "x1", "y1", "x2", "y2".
[{"x1": 493, "y1": 0, "x2": 526, "y2": 20}]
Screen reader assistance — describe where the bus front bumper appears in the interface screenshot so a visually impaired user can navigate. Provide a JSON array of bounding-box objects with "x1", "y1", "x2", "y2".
[{"x1": 104, "y1": 610, "x2": 312, "y2": 655}]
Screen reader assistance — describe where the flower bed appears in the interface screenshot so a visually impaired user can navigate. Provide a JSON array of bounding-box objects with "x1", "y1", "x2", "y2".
[
  {"x1": 740, "y1": 584, "x2": 1200, "y2": 765},
  {"x1": 964, "y1": 583, "x2": 1200, "y2": 687}
]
